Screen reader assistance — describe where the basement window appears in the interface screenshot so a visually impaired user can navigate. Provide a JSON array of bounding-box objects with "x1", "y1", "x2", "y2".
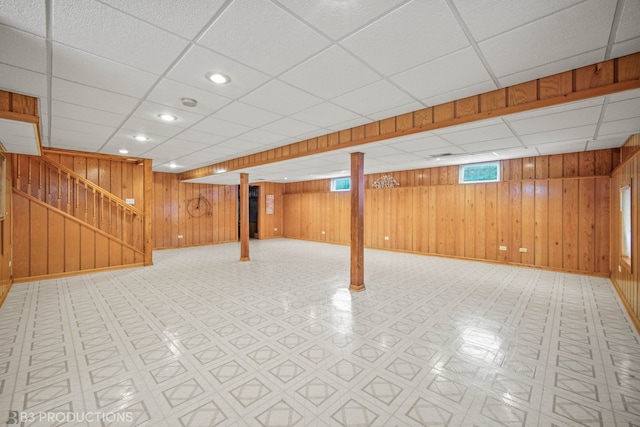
[
  {"x1": 459, "y1": 161, "x2": 500, "y2": 184},
  {"x1": 331, "y1": 177, "x2": 351, "y2": 192},
  {"x1": 621, "y1": 183, "x2": 632, "y2": 272}
]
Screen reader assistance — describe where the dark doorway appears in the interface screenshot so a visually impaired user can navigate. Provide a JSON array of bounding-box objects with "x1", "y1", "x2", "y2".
[{"x1": 249, "y1": 186, "x2": 259, "y2": 239}]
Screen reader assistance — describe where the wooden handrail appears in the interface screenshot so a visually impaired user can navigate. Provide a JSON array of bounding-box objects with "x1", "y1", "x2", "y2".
[{"x1": 37, "y1": 155, "x2": 144, "y2": 217}]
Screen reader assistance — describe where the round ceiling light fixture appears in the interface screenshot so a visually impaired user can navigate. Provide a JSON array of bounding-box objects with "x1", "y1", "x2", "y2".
[
  {"x1": 133, "y1": 135, "x2": 149, "y2": 141},
  {"x1": 181, "y1": 98, "x2": 197, "y2": 108},
  {"x1": 119, "y1": 148, "x2": 129, "y2": 154},
  {"x1": 206, "y1": 72, "x2": 230, "y2": 84},
  {"x1": 158, "y1": 113, "x2": 178, "y2": 121}
]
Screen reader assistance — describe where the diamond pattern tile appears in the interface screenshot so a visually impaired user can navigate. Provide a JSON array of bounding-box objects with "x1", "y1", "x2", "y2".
[{"x1": 0, "y1": 240, "x2": 638, "y2": 425}]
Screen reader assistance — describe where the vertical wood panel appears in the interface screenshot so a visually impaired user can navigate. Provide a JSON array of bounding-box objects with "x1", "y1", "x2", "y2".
[
  {"x1": 563, "y1": 180, "x2": 579, "y2": 270},
  {"x1": 548, "y1": 180, "x2": 564, "y2": 269},
  {"x1": 47, "y1": 211, "x2": 65, "y2": 274},
  {"x1": 521, "y1": 180, "x2": 535, "y2": 265},
  {"x1": 534, "y1": 181, "x2": 549, "y2": 267}
]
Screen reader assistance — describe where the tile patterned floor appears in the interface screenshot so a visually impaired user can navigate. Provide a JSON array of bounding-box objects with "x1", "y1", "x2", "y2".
[{"x1": 1, "y1": 239, "x2": 640, "y2": 426}]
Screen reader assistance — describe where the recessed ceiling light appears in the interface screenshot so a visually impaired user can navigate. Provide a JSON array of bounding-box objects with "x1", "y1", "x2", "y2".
[
  {"x1": 169, "y1": 163, "x2": 177, "y2": 169},
  {"x1": 134, "y1": 135, "x2": 148, "y2": 141},
  {"x1": 158, "y1": 113, "x2": 177, "y2": 121},
  {"x1": 206, "y1": 72, "x2": 230, "y2": 84},
  {"x1": 119, "y1": 149, "x2": 129, "y2": 154}
]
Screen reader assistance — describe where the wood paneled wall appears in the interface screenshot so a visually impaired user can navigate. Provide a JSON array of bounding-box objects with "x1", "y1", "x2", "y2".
[
  {"x1": 611, "y1": 135, "x2": 640, "y2": 328},
  {"x1": 13, "y1": 191, "x2": 143, "y2": 280},
  {"x1": 153, "y1": 173, "x2": 239, "y2": 249},
  {"x1": 44, "y1": 149, "x2": 145, "y2": 209},
  {"x1": 255, "y1": 182, "x2": 284, "y2": 239},
  {"x1": 283, "y1": 150, "x2": 617, "y2": 275},
  {"x1": 0, "y1": 153, "x2": 13, "y2": 306},
  {"x1": 10, "y1": 150, "x2": 152, "y2": 282}
]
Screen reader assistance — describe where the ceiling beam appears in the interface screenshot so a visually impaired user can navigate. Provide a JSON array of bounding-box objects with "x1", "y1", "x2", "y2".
[{"x1": 179, "y1": 52, "x2": 640, "y2": 181}]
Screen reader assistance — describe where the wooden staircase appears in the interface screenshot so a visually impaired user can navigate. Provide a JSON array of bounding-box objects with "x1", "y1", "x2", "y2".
[{"x1": 12, "y1": 154, "x2": 146, "y2": 280}]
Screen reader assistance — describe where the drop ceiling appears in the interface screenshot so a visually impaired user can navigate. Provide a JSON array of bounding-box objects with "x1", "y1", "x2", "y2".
[{"x1": 0, "y1": 0, "x2": 639, "y2": 184}]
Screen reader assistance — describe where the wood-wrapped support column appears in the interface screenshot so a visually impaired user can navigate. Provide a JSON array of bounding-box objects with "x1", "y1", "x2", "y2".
[
  {"x1": 349, "y1": 152, "x2": 365, "y2": 291},
  {"x1": 240, "y1": 173, "x2": 250, "y2": 262}
]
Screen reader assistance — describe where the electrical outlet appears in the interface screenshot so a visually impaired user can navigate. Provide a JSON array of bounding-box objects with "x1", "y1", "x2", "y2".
[
  {"x1": 499, "y1": 245, "x2": 507, "y2": 251},
  {"x1": 274, "y1": 228, "x2": 278, "y2": 232},
  {"x1": 177, "y1": 234, "x2": 183, "y2": 239},
  {"x1": 384, "y1": 236, "x2": 390, "y2": 241},
  {"x1": 519, "y1": 248, "x2": 528, "y2": 253}
]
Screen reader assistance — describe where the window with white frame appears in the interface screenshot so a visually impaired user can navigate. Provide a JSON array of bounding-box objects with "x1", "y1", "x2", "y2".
[
  {"x1": 331, "y1": 177, "x2": 351, "y2": 192},
  {"x1": 459, "y1": 161, "x2": 500, "y2": 184}
]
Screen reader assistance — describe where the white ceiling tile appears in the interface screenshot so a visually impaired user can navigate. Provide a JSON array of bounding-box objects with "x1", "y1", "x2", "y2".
[
  {"x1": 51, "y1": 78, "x2": 139, "y2": 115},
  {"x1": 168, "y1": 45, "x2": 271, "y2": 99},
  {"x1": 609, "y1": 88, "x2": 640, "y2": 103},
  {"x1": 611, "y1": 37, "x2": 640, "y2": 59},
  {"x1": 131, "y1": 101, "x2": 205, "y2": 129},
  {"x1": 533, "y1": 140, "x2": 588, "y2": 155},
  {"x1": 51, "y1": 100, "x2": 125, "y2": 127},
  {"x1": 191, "y1": 116, "x2": 251, "y2": 137},
  {"x1": 436, "y1": 123, "x2": 515, "y2": 144},
  {"x1": 147, "y1": 79, "x2": 232, "y2": 115},
  {"x1": 198, "y1": 0, "x2": 330, "y2": 76},
  {"x1": 341, "y1": 0, "x2": 469, "y2": 75},
  {"x1": 280, "y1": 46, "x2": 380, "y2": 99},
  {"x1": 120, "y1": 116, "x2": 183, "y2": 138},
  {"x1": 291, "y1": 102, "x2": 361, "y2": 128},
  {"x1": 215, "y1": 139, "x2": 266, "y2": 152},
  {"x1": 0, "y1": 25, "x2": 46, "y2": 72},
  {"x1": 366, "y1": 101, "x2": 425, "y2": 121},
  {"x1": 360, "y1": 145, "x2": 405, "y2": 159},
  {"x1": 101, "y1": 0, "x2": 227, "y2": 39},
  {"x1": 496, "y1": 49, "x2": 606, "y2": 87},
  {"x1": 54, "y1": 0, "x2": 189, "y2": 74},
  {"x1": 326, "y1": 116, "x2": 371, "y2": 132},
  {"x1": 260, "y1": 117, "x2": 323, "y2": 138},
  {"x1": 177, "y1": 129, "x2": 228, "y2": 146},
  {"x1": 389, "y1": 134, "x2": 451, "y2": 153},
  {"x1": 505, "y1": 97, "x2": 604, "y2": 121},
  {"x1": 214, "y1": 102, "x2": 281, "y2": 128},
  {"x1": 332, "y1": 80, "x2": 416, "y2": 117},
  {"x1": 0, "y1": 0, "x2": 46, "y2": 36},
  {"x1": 53, "y1": 43, "x2": 158, "y2": 98},
  {"x1": 99, "y1": 138, "x2": 156, "y2": 157},
  {"x1": 615, "y1": 0, "x2": 640, "y2": 43},
  {"x1": 598, "y1": 117, "x2": 640, "y2": 137},
  {"x1": 241, "y1": 80, "x2": 323, "y2": 116},
  {"x1": 391, "y1": 48, "x2": 493, "y2": 101},
  {"x1": 0, "y1": 118, "x2": 40, "y2": 155},
  {"x1": 413, "y1": 146, "x2": 467, "y2": 158},
  {"x1": 275, "y1": 0, "x2": 406, "y2": 40},
  {"x1": 587, "y1": 135, "x2": 628, "y2": 150},
  {"x1": 380, "y1": 153, "x2": 425, "y2": 164},
  {"x1": 509, "y1": 105, "x2": 602, "y2": 135},
  {"x1": 152, "y1": 138, "x2": 210, "y2": 153},
  {"x1": 0, "y1": 64, "x2": 47, "y2": 98},
  {"x1": 459, "y1": 137, "x2": 523, "y2": 154},
  {"x1": 520, "y1": 125, "x2": 596, "y2": 145},
  {"x1": 453, "y1": 0, "x2": 583, "y2": 42},
  {"x1": 421, "y1": 81, "x2": 497, "y2": 108},
  {"x1": 604, "y1": 96, "x2": 640, "y2": 122},
  {"x1": 480, "y1": 0, "x2": 615, "y2": 78},
  {"x1": 107, "y1": 129, "x2": 165, "y2": 149},
  {"x1": 51, "y1": 116, "x2": 116, "y2": 139},
  {"x1": 50, "y1": 128, "x2": 111, "y2": 150},
  {"x1": 236, "y1": 129, "x2": 289, "y2": 145}
]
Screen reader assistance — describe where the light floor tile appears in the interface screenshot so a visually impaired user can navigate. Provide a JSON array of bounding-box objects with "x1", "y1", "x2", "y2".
[{"x1": 0, "y1": 239, "x2": 639, "y2": 425}]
